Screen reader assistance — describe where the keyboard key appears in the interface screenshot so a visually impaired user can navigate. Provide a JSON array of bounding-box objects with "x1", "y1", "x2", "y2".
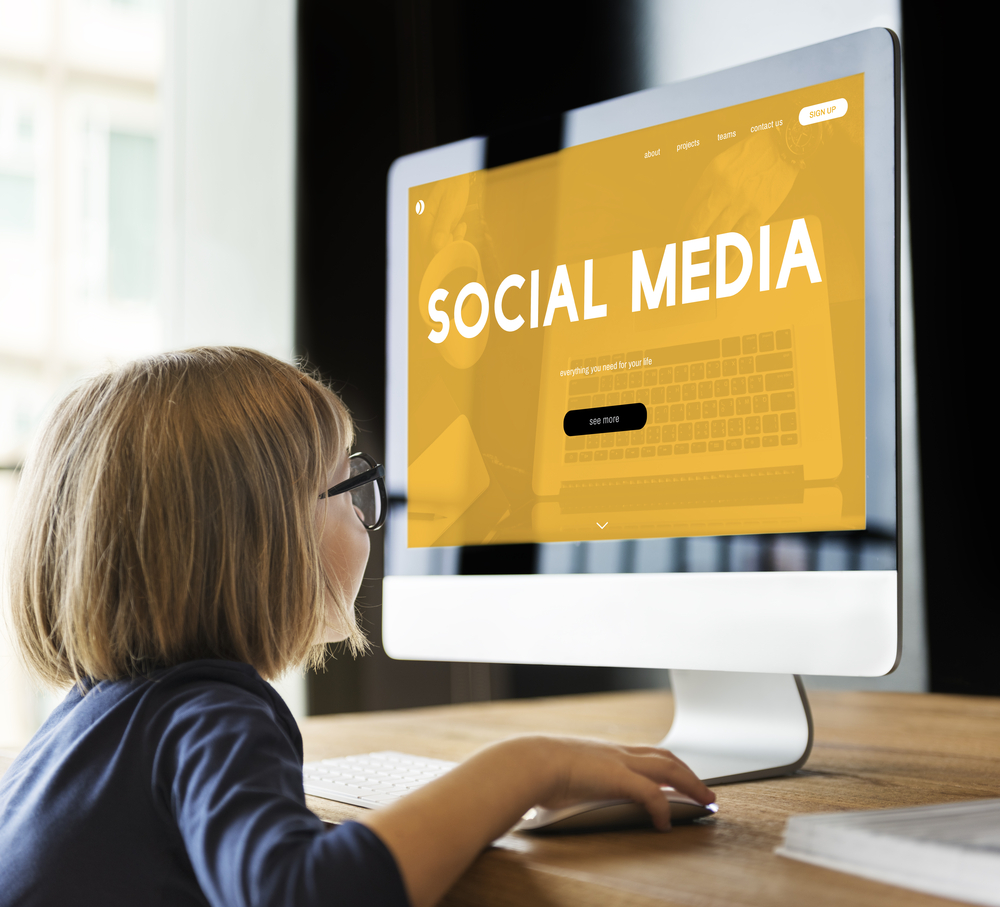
[
  {"x1": 670, "y1": 403, "x2": 685, "y2": 421},
  {"x1": 708, "y1": 440, "x2": 724, "y2": 452},
  {"x1": 744, "y1": 436, "x2": 760, "y2": 448},
  {"x1": 610, "y1": 448, "x2": 624, "y2": 459},
  {"x1": 631, "y1": 429, "x2": 645, "y2": 445},
  {"x1": 686, "y1": 402, "x2": 701, "y2": 420},
  {"x1": 565, "y1": 453, "x2": 578, "y2": 462},
  {"x1": 607, "y1": 392, "x2": 620, "y2": 405},
  {"x1": 763, "y1": 414, "x2": 779, "y2": 433},
  {"x1": 666, "y1": 385, "x2": 681, "y2": 402},
  {"x1": 678, "y1": 423, "x2": 693, "y2": 441},
  {"x1": 565, "y1": 437, "x2": 585, "y2": 450},
  {"x1": 644, "y1": 368, "x2": 658, "y2": 386},
  {"x1": 598, "y1": 355, "x2": 611, "y2": 367},
  {"x1": 781, "y1": 433, "x2": 798, "y2": 445},
  {"x1": 752, "y1": 394, "x2": 769, "y2": 413},
  {"x1": 675, "y1": 443, "x2": 690, "y2": 454},
  {"x1": 780, "y1": 412, "x2": 797, "y2": 431},
  {"x1": 651, "y1": 386, "x2": 665, "y2": 404},
  {"x1": 646, "y1": 426, "x2": 661, "y2": 444},
  {"x1": 719, "y1": 399, "x2": 735, "y2": 417},
  {"x1": 692, "y1": 441, "x2": 707, "y2": 453},
  {"x1": 736, "y1": 396, "x2": 751, "y2": 415},
  {"x1": 722, "y1": 336, "x2": 741, "y2": 357},
  {"x1": 758, "y1": 331, "x2": 775, "y2": 352},
  {"x1": 738, "y1": 356, "x2": 754, "y2": 374},
  {"x1": 726, "y1": 438, "x2": 742, "y2": 450},
  {"x1": 714, "y1": 378, "x2": 730, "y2": 397},
  {"x1": 600, "y1": 375, "x2": 613, "y2": 391},
  {"x1": 742, "y1": 334, "x2": 758, "y2": 354},
  {"x1": 626, "y1": 447, "x2": 640, "y2": 459},
  {"x1": 615, "y1": 374, "x2": 628, "y2": 390},
  {"x1": 655, "y1": 405, "x2": 669, "y2": 423},
  {"x1": 658, "y1": 444, "x2": 672, "y2": 455},
  {"x1": 637, "y1": 388, "x2": 650, "y2": 404},
  {"x1": 659, "y1": 366, "x2": 673, "y2": 383},
  {"x1": 722, "y1": 358, "x2": 738, "y2": 376},
  {"x1": 617, "y1": 431, "x2": 630, "y2": 446},
  {"x1": 579, "y1": 451, "x2": 593, "y2": 461},
  {"x1": 698, "y1": 381, "x2": 713, "y2": 399},
  {"x1": 762, "y1": 435, "x2": 779, "y2": 447},
  {"x1": 776, "y1": 329, "x2": 792, "y2": 349},
  {"x1": 745, "y1": 415, "x2": 761, "y2": 434},
  {"x1": 595, "y1": 449, "x2": 608, "y2": 460},
  {"x1": 748, "y1": 374, "x2": 763, "y2": 393},
  {"x1": 662, "y1": 425, "x2": 677, "y2": 442},
  {"x1": 568, "y1": 395, "x2": 591, "y2": 408},
  {"x1": 622, "y1": 390, "x2": 635, "y2": 404},
  {"x1": 730, "y1": 376, "x2": 746, "y2": 395},
  {"x1": 627, "y1": 349, "x2": 642, "y2": 361},
  {"x1": 592, "y1": 393, "x2": 605, "y2": 406},
  {"x1": 728, "y1": 417, "x2": 743, "y2": 436},
  {"x1": 690, "y1": 362, "x2": 705, "y2": 380},
  {"x1": 765, "y1": 370, "x2": 794, "y2": 391},
  {"x1": 674, "y1": 365, "x2": 689, "y2": 382},
  {"x1": 585, "y1": 435, "x2": 599, "y2": 449},
  {"x1": 702, "y1": 400, "x2": 718, "y2": 419},
  {"x1": 682, "y1": 383, "x2": 697, "y2": 401},
  {"x1": 711, "y1": 419, "x2": 726, "y2": 438},
  {"x1": 569, "y1": 376, "x2": 598, "y2": 395},
  {"x1": 756, "y1": 350, "x2": 793, "y2": 372},
  {"x1": 770, "y1": 391, "x2": 796, "y2": 411},
  {"x1": 706, "y1": 360, "x2": 721, "y2": 378},
  {"x1": 601, "y1": 433, "x2": 615, "y2": 447},
  {"x1": 570, "y1": 359, "x2": 583, "y2": 368},
  {"x1": 629, "y1": 371, "x2": 642, "y2": 388},
  {"x1": 695, "y1": 421, "x2": 709, "y2": 439},
  {"x1": 641, "y1": 446, "x2": 655, "y2": 457}
]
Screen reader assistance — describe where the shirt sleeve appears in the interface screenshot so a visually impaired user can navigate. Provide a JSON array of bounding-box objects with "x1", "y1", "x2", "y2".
[{"x1": 151, "y1": 684, "x2": 410, "y2": 907}]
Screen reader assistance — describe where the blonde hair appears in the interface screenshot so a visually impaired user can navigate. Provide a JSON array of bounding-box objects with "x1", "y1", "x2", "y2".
[{"x1": 7, "y1": 347, "x2": 364, "y2": 688}]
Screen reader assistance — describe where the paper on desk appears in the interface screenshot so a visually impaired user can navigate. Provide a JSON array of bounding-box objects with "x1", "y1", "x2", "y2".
[{"x1": 777, "y1": 798, "x2": 1000, "y2": 906}]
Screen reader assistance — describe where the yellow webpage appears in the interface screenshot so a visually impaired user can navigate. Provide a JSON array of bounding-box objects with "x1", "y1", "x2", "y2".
[{"x1": 407, "y1": 74, "x2": 866, "y2": 548}]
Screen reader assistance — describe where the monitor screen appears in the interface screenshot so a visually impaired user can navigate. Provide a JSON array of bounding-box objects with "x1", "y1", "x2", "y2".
[{"x1": 384, "y1": 29, "x2": 899, "y2": 677}]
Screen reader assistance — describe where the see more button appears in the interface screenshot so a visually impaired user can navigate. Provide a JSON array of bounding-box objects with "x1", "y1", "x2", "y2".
[{"x1": 798, "y1": 98, "x2": 848, "y2": 125}]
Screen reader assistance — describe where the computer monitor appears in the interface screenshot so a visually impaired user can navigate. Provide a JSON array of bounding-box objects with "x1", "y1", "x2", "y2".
[{"x1": 382, "y1": 28, "x2": 900, "y2": 783}]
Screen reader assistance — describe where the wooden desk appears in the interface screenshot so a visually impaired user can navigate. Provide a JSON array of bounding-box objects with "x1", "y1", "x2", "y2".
[
  {"x1": 300, "y1": 690, "x2": 1000, "y2": 907},
  {"x1": 2, "y1": 690, "x2": 996, "y2": 904}
]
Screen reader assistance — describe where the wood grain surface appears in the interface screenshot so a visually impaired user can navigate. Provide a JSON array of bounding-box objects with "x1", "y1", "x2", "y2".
[
  {"x1": 3, "y1": 691, "x2": 998, "y2": 905},
  {"x1": 300, "y1": 690, "x2": 1000, "y2": 906}
]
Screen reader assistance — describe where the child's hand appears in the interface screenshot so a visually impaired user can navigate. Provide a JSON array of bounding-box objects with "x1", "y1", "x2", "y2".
[
  {"x1": 363, "y1": 735, "x2": 715, "y2": 907},
  {"x1": 531, "y1": 736, "x2": 715, "y2": 831}
]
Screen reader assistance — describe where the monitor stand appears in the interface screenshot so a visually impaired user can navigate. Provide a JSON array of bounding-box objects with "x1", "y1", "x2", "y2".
[{"x1": 659, "y1": 670, "x2": 813, "y2": 784}]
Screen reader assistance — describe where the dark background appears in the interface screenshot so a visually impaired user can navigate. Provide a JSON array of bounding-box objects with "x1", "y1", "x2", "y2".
[{"x1": 295, "y1": 0, "x2": 994, "y2": 711}]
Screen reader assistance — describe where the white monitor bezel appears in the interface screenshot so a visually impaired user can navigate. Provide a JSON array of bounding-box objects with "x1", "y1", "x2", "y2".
[{"x1": 383, "y1": 28, "x2": 900, "y2": 676}]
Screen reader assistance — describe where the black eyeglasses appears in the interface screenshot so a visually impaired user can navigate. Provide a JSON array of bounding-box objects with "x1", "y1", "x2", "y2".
[{"x1": 319, "y1": 452, "x2": 387, "y2": 530}]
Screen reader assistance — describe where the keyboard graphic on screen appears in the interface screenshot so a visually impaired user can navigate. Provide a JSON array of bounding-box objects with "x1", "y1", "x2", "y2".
[{"x1": 563, "y1": 329, "x2": 798, "y2": 463}]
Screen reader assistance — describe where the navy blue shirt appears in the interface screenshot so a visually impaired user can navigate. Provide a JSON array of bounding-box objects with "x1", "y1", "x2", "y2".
[{"x1": 0, "y1": 660, "x2": 410, "y2": 907}]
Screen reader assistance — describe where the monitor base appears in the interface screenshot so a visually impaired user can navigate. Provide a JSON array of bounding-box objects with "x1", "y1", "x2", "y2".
[{"x1": 660, "y1": 670, "x2": 813, "y2": 784}]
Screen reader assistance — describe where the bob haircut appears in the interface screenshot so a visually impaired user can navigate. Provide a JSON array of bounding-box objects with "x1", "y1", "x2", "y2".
[{"x1": 7, "y1": 347, "x2": 362, "y2": 687}]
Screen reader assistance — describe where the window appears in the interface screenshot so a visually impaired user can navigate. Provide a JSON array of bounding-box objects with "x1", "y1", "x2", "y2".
[{"x1": 0, "y1": 0, "x2": 164, "y2": 749}]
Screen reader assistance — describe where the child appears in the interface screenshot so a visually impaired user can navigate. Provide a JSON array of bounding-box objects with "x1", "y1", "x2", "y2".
[{"x1": 0, "y1": 348, "x2": 713, "y2": 907}]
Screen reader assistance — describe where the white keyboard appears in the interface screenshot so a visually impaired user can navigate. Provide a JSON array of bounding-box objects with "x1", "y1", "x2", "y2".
[
  {"x1": 303, "y1": 749, "x2": 718, "y2": 832},
  {"x1": 302, "y1": 751, "x2": 456, "y2": 808}
]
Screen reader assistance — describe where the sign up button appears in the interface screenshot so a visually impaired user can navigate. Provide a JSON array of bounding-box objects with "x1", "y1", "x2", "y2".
[{"x1": 798, "y1": 98, "x2": 848, "y2": 125}]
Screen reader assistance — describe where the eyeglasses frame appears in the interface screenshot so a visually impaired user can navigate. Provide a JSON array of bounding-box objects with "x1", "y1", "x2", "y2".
[{"x1": 319, "y1": 451, "x2": 387, "y2": 530}]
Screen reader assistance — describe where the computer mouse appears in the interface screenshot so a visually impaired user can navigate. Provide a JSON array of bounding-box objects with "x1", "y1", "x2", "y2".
[{"x1": 516, "y1": 789, "x2": 718, "y2": 833}]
